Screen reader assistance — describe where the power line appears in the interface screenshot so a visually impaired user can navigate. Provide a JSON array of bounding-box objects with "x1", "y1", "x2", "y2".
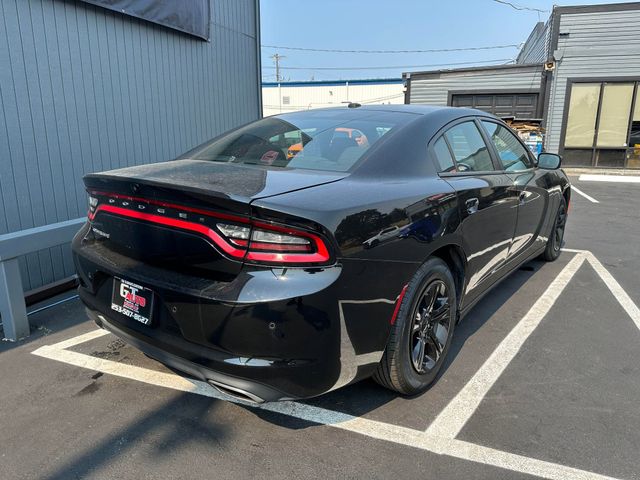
[
  {"x1": 491, "y1": 0, "x2": 548, "y2": 13},
  {"x1": 270, "y1": 53, "x2": 286, "y2": 82},
  {"x1": 262, "y1": 58, "x2": 514, "y2": 71},
  {"x1": 260, "y1": 43, "x2": 521, "y2": 54}
]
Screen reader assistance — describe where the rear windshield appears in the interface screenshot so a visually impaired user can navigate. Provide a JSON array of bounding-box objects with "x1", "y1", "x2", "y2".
[{"x1": 184, "y1": 110, "x2": 414, "y2": 172}]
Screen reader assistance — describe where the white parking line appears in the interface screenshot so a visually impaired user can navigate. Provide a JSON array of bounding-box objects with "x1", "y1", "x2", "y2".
[
  {"x1": 30, "y1": 250, "x2": 640, "y2": 480},
  {"x1": 31, "y1": 328, "x2": 620, "y2": 480},
  {"x1": 579, "y1": 174, "x2": 640, "y2": 184},
  {"x1": 586, "y1": 252, "x2": 640, "y2": 331},
  {"x1": 571, "y1": 186, "x2": 599, "y2": 203},
  {"x1": 425, "y1": 252, "x2": 586, "y2": 439}
]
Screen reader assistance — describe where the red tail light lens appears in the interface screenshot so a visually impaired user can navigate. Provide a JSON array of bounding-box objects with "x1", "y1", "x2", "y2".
[
  {"x1": 217, "y1": 223, "x2": 312, "y2": 252},
  {"x1": 87, "y1": 191, "x2": 332, "y2": 266},
  {"x1": 214, "y1": 221, "x2": 329, "y2": 263}
]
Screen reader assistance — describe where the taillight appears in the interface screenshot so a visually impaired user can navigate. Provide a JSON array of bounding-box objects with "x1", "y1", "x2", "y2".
[
  {"x1": 215, "y1": 221, "x2": 330, "y2": 264},
  {"x1": 88, "y1": 195, "x2": 98, "y2": 217},
  {"x1": 87, "y1": 190, "x2": 332, "y2": 266}
]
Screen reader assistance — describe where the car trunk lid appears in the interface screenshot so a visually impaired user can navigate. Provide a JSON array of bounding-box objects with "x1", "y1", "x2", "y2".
[{"x1": 83, "y1": 160, "x2": 343, "y2": 279}]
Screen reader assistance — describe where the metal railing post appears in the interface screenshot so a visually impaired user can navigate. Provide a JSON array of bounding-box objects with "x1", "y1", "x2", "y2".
[
  {"x1": 0, "y1": 217, "x2": 86, "y2": 341},
  {"x1": 0, "y1": 258, "x2": 29, "y2": 341}
]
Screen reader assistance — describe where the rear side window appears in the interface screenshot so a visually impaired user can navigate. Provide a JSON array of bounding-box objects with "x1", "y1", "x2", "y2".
[
  {"x1": 432, "y1": 137, "x2": 456, "y2": 172},
  {"x1": 443, "y1": 121, "x2": 494, "y2": 172},
  {"x1": 481, "y1": 121, "x2": 532, "y2": 171}
]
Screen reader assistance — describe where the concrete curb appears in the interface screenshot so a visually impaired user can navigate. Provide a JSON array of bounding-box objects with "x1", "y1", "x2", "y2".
[{"x1": 563, "y1": 167, "x2": 640, "y2": 175}]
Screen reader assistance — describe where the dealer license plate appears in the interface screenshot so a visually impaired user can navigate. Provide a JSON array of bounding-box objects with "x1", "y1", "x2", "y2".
[{"x1": 111, "y1": 277, "x2": 154, "y2": 325}]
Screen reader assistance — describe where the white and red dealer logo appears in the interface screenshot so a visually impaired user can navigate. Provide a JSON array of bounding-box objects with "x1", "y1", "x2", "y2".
[{"x1": 120, "y1": 281, "x2": 146, "y2": 312}]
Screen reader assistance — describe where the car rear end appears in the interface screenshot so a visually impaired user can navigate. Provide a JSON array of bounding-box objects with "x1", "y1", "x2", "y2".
[
  {"x1": 72, "y1": 109, "x2": 421, "y2": 401},
  {"x1": 73, "y1": 166, "x2": 345, "y2": 402}
]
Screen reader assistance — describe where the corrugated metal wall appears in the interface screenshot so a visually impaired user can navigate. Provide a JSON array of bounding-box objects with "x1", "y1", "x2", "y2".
[
  {"x1": 545, "y1": 8, "x2": 640, "y2": 153},
  {"x1": 516, "y1": 21, "x2": 551, "y2": 64},
  {"x1": 0, "y1": 0, "x2": 260, "y2": 291},
  {"x1": 408, "y1": 65, "x2": 542, "y2": 105}
]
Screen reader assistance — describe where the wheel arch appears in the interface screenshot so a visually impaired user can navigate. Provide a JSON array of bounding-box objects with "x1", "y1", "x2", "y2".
[
  {"x1": 429, "y1": 243, "x2": 466, "y2": 313},
  {"x1": 563, "y1": 185, "x2": 571, "y2": 210}
]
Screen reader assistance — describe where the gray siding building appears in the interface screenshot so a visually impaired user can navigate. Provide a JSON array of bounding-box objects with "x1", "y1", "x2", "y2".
[
  {"x1": 0, "y1": 0, "x2": 261, "y2": 293},
  {"x1": 516, "y1": 21, "x2": 551, "y2": 65},
  {"x1": 406, "y1": 64, "x2": 544, "y2": 119},
  {"x1": 405, "y1": 1, "x2": 640, "y2": 169},
  {"x1": 545, "y1": 4, "x2": 640, "y2": 166}
]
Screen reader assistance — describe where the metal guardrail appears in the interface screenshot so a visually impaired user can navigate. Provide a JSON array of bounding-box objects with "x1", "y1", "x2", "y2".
[{"x1": 0, "y1": 218, "x2": 86, "y2": 341}]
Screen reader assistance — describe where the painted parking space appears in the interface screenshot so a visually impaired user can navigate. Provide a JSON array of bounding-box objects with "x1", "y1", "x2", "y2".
[
  {"x1": 459, "y1": 260, "x2": 640, "y2": 480},
  {"x1": 3, "y1": 179, "x2": 640, "y2": 480},
  {"x1": 578, "y1": 174, "x2": 640, "y2": 184},
  {"x1": 570, "y1": 185, "x2": 599, "y2": 203},
  {"x1": 24, "y1": 248, "x2": 640, "y2": 480},
  {"x1": 568, "y1": 173, "x2": 640, "y2": 205}
]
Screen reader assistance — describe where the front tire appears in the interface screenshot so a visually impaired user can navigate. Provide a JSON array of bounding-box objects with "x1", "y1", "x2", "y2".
[
  {"x1": 373, "y1": 258, "x2": 457, "y2": 395},
  {"x1": 541, "y1": 196, "x2": 567, "y2": 262}
]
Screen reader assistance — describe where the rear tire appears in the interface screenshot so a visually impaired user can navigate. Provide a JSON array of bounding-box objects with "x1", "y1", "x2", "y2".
[
  {"x1": 541, "y1": 196, "x2": 567, "y2": 262},
  {"x1": 373, "y1": 257, "x2": 457, "y2": 395}
]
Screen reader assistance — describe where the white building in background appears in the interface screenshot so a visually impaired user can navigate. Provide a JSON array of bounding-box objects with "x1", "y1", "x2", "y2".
[{"x1": 262, "y1": 79, "x2": 404, "y2": 116}]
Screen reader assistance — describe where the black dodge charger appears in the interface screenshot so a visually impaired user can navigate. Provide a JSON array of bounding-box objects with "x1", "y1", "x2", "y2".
[{"x1": 73, "y1": 105, "x2": 570, "y2": 402}]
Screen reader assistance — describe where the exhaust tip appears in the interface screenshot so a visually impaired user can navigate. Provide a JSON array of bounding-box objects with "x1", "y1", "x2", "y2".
[{"x1": 207, "y1": 379, "x2": 265, "y2": 404}]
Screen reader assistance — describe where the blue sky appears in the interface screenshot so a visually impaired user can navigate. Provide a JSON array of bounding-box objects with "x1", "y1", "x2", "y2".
[{"x1": 260, "y1": 0, "x2": 637, "y2": 82}]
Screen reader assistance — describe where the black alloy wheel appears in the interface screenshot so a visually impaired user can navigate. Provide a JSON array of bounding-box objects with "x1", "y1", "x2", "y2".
[
  {"x1": 409, "y1": 280, "x2": 451, "y2": 374},
  {"x1": 374, "y1": 257, "x2": 457, "y2": 395},
  {"x1": 542, "y1": 196, "x2": 567, "y2": 262}
]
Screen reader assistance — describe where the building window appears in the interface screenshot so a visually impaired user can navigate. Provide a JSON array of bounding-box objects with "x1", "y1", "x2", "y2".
[
  {"x1": 564, "y1": 84, "x2": 600, "y2": 148},
  {"x1": 597, "y1": 84, "x2": 634, "y2": 147},
  {"x1": 629, "y1": 88, "x2": 640, "y2": 168},
  {"x1": 563, "y1": 81, "x2": 640, "y2": 169}
]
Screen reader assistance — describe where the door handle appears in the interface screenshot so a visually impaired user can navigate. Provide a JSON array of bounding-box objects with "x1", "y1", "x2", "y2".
[
  {"x1": 465, "y1": 198, "x2": 479, "y2": 215},
  {"x1": 519, "y1": 191, "x2": 527, "y2": 203}
]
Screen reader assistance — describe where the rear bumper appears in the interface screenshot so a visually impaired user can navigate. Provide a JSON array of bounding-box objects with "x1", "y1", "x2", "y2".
[
  {"x1": 73, "y1": 223, "x2": 377, "y2": 401},
  {"x1": 87, "y1": 308, "x2": 288, "y2": 402}
]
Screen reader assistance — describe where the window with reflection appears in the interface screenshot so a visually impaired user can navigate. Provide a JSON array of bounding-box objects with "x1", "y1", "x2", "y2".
[
  {"x1": 432, "y1": 137, "x2": 456, "y2": 173},
  {"x1": 629, "y1": 88, "x2": 640, "y2": 168},
  {"x1": 481, "y1": 121, "x2": 532, "y2": 171},
  {"x1": 563, "y1": 81, "x2": 640, "y2": 169},
  {"x1": 185, "y1": 112, "x2": 413, "y2": 172},
  {"x1": 597, "y1": 83, "x2": 634, "y2": 147},
  {"x1": 564, "y1": 83, "x2": 600, "y2": 148},
  {"x1": 443, "y1": 121, "x2": 494, "y2": 172}
]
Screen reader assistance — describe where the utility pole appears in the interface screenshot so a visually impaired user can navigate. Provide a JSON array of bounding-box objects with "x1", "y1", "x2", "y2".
[{"x1": 271, "y1": 53, "x2": 285, "y2": 82}]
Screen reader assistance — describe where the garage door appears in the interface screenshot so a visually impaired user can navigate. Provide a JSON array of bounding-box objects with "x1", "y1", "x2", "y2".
[{"x1": 451, "y1": 93, "x2": 539, "y2": 119}]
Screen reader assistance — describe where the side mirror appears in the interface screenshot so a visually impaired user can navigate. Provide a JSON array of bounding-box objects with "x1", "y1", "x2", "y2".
[{"x1": 537, "y1": 152, "x2": 562, "y2": 170}]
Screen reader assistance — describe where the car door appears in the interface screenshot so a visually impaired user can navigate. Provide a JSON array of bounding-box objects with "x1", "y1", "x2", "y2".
[
  {"x1": 432, "y1": 119, "x2": 519, "y2": 306},
  {"x1": 479, "y1": 120, "x2": 547, "y2": 260}
]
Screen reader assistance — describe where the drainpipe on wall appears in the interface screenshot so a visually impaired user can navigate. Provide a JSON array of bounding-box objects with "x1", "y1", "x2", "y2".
[{"x1": 254, "y1": 0, "x2": 263, "y2": 118}]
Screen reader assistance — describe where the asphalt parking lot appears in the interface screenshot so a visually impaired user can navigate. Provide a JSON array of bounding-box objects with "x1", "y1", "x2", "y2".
[{"x1": 1, "y1": 174, "x2": 639, "y2": 480}]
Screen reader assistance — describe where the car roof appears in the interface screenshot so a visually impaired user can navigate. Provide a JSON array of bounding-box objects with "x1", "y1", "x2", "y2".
[{"x1": 274, "y1": 104, "x2": 496, "y2": 123}]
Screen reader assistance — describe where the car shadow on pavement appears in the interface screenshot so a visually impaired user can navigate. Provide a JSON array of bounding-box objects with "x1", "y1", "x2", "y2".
[
  {"x1": 240, "y1": 259, "x2": 547, "y2": 429},
  {"x1": 39, "y1": 392, "x2": 229, "y2": 480}
]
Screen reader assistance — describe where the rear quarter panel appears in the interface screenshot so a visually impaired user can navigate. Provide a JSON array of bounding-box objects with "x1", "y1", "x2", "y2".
[{"x1": 251, "y1": 176, "x2": 462, "y2": 380}]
